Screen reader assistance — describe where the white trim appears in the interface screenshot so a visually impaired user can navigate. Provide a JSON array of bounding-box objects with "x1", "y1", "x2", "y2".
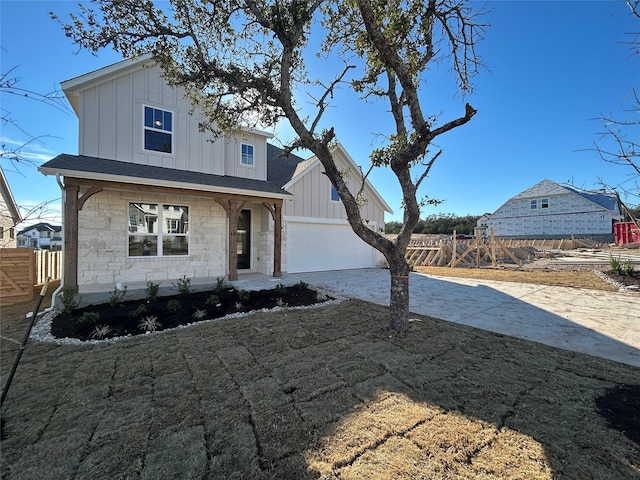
[
  {"x1": 240, "y1": 142, "x2": 255, "y2": 167},
  {"x1": 142, "y1": 104, "x2": 175, "y2": 156}
]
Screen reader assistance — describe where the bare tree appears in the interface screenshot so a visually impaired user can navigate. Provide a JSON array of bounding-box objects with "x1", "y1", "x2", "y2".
[
  {"x1": 591, "y1": 0, "x2": 639, "y2": 205},
  {"x1": 53, "y1": 0, "x2": 486, "y2": 331},
  {"x1": 1, "y1": 65, "x2": 69, "y2": 172},
  {"x1": 0, "y1": 64, "x2": 69, "y2": 237}
]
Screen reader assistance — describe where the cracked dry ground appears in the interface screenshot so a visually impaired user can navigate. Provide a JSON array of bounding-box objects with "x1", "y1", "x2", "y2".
[{"x1": 1, "y1": 299, "x2": 639, "y2": 479}]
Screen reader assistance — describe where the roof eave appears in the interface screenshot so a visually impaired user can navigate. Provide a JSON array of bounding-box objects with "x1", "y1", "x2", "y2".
[{"x1": 38, "y1": 166, "x2": 292, "y2": 201}]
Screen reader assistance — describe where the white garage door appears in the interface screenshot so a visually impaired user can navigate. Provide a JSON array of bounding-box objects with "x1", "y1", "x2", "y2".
[{"x1": 286, "y1": 220, "x2": 376, "y2": 273}]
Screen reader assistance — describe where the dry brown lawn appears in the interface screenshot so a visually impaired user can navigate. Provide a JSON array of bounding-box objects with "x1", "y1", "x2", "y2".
[
  {"x1": 414, "y1": 266, "x2": 619, "y2": 291},
  {"x1": 1, "y1": 274, "x2": 638, "y2": 479}
]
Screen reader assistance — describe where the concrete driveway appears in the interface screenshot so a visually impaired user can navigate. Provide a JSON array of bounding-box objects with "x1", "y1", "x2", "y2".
[{"x1": 233, "y1": 268, "x2": 640, "y2": 368}]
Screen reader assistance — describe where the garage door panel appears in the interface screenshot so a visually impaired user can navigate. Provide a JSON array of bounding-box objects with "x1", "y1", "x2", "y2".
[{"x1": 287, "y1": 222, "x2": 375, "y2": 273}]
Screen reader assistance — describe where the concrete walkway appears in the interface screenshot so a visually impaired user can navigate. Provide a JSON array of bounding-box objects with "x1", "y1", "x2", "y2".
[{"x1": 232, "y1": 268, "x2": 640, "y2": 368}]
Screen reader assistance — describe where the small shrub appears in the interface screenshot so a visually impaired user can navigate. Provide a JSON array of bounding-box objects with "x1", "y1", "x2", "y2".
[
  {"x1": 275, "y1": 283, "x2": 287, "y2": 295},
  {"x1": 234, "y1": 301, "x2": 243, "y2": 310},
  {"x1": 622, "y1": 259, "x2": 636, "y2": 276},
  {"x1": 173, "y1": 275, "x2": 192, "y2": 295},
  {"x1": 316, "y1": 291, "x2": 329, "y2": 302},
  {"x1": 109, "y1": 285, "x2": 127, "y2": 307},
  {"x1": 205, "y1": 294, "x2": 219, "y2": 306},
  {"x1": 215, "y1": 276, "x2": 226, "y2": 291},
  {"x1": 79, "y1": 311, "x2": 99, "y2": 325},
  {"x1": 296, "y1": 280, "x2": 309, "y2": 289},
  {"x1": 146, "y1": 281, "x2": 160, "y2": 301},
  {"x1": 166, "y1": 299, "x2": 181, "y2": 312},
  {"x1": 91, "y1": 325, "x2": 111, "y2": 340},
  {"x1": 60, "y1": 287, "x2": 80, "y2": 313},
  {"x1": 610, "y1": 255, "x2": 622, "y2": 275},
  {"x1": 193, "y1": 308, "x2": 207, "y2": 319},
  {"x1": 128, "y1": 304, "x2": 148, "y2": 319},
  {"x1": 276, "y1": 298, "x2": 286, "y2": 307},
  {"x1": 237, "y1": 289, "x2": 250, "y2": 302},
  {"x1": 138, "y1": 315, "x2": 161, "y2": 332}
]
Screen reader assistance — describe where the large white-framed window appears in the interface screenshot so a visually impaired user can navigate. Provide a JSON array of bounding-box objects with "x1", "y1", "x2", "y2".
[
  {"x1": 128, "y1": 202, "x2": 189, "y2": 257},
  {"x1": 241, "y1": 143, "x2": 254, "y2": 166},
  {"x1": 530, "y1": 199, "x2": 538, "y2": 210},
  {"x1": 143, "y1": 105, "x2": 173, "y2": 154},
  {"x1": 541, "y1": 198, "x2": 549, "y2": 209}
]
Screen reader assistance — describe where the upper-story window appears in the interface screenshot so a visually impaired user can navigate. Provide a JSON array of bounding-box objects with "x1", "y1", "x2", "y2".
[
  {"x1": 330, "y1": 185, "x2": 340, "y2": 202},
  {"x1": 144, "y1": 106, "x2": 173, "y2": 154},
  {"x1": 241, "y1": 143, "x2": 254, "y2": 166},
  {"x1": 541, "y1": 198, "x2": 549, "y2": 209},
  {"x1": 530, "y1": 199, "x2": 537, "y2": 210}
]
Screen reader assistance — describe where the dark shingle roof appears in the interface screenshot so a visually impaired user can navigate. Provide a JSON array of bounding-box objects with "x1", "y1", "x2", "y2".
[
  {"x1": 266, "y1": 143, "x2": 309, "y2": 187},
  {"x1": 18, "y1": 222, "x2": 61, "y2": 235},
  {"x1": 40, "y1": 154, "x2": 293, "y2": 197}
]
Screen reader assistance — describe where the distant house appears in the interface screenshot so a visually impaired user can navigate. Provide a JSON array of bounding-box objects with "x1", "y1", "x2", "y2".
[
  {"x1": 17, "y1": 222, "x2": 63, "y2": 250},
  {"x1": 0, "y1": 166, "x2": 22, "y2": 248},
  {"x1": 482, "y1": 179, "x2": 622, "y2": 240},
  {"x1": 38, "y1": 56, "x2": 391, "y2": 294}
]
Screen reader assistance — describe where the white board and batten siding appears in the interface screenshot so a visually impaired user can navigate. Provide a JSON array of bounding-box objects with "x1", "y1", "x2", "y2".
[
  {"x1": 68, "y1": 62, "x2": 270, "y2": 179},
  {"x1": 282, "y1": 147, "x2": 387, "y2": 273}
]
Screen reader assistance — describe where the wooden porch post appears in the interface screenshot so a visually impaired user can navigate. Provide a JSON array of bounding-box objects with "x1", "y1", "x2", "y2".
[
  {"x1": 216, "y1": 198, "x2": 245, "y2": 281},
  {"x1": 63, "y1": 184, "x2": 79, "y2": 290}
]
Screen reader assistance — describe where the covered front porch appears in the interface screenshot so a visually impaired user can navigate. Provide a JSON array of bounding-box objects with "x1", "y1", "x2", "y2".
[{"x1": 59, "y1": 176, "x2": 286, "y2": 293}]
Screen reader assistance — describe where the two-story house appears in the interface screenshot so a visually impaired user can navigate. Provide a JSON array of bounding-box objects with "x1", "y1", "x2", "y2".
[
  {"x1": 483, "y1": 179, "x2": 622, "y2": 240},
  {"x1": 0, "y1": 166, "x2": 22, "y2": 248},
  {"x1": 16, "y1": 222, "x2": 62, "y2": 250},
  {"x1": 38, "y1": 56, "x2": 391, "y2": 295}
]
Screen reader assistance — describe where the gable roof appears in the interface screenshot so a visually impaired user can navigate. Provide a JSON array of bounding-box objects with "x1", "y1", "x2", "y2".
[
  {"x1": 39, "y1": 154, "x2": 292, "y2": 200},
  {"x1": 273, "y1": 143, "x2": 393, "y2": 214},
  {"x1": 0, "y1": 165, "x2": 22, "y2": 223},
  {"x1": 18, "y1": 222, "x2": 61, "y2": 236},
  {"x1": 505, "y1": 179, "x2": 619, "y2": 212}
]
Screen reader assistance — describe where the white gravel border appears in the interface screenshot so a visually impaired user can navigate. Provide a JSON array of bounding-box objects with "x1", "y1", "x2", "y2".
[{"x1": 29, "y1": 286, "x2": 346, "y2": 346}]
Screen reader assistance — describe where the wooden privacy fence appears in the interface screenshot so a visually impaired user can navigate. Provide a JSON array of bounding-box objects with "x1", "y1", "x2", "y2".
[{"x1": 0, "y1": 248, "x2": 62, "y2": 305}]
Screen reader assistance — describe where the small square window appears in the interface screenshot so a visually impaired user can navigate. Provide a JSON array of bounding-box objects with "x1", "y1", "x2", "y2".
[
  {"x1": 241, "y1": 144, "x2": 254, "y2": 166},
  {"x1": 330, "y1": 185, "x2": 340, "y2": 202}
]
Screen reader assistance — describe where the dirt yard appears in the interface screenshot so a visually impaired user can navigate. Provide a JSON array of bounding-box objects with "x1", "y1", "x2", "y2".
[{"x1": 1, "y1": 275, "x2": 638, "y2": 479}]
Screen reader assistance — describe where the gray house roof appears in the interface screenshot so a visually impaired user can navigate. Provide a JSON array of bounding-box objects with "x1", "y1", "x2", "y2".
[
  {"x1": 511, "y1": 179, "x2": 618, "y2": 212},
  {"x1": 18, "y1": 222, "x2": 61, "y2": 236},
  {"x1": 39, "y1": 153, "x2": 293, "y2": 199},
  {"x1": 266, "y1": 143, "x2": 309, "y2": 187}
]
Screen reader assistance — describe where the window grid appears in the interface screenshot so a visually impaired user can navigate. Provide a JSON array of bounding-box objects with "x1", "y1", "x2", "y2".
[
  {"x1": 143, "y1": 106, "x2": 173, "y2": 154},
  {"x1": 241, "y1": 144, "x2": 254, "y2": 166},
  {"x1": 128, "y1": 202, "x2": 189, "y2": 257}
]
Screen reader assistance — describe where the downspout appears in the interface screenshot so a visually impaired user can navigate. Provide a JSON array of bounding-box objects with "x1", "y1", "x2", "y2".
[{"x1": 45, "y1": 173, "x2": 66, "y2": 311}]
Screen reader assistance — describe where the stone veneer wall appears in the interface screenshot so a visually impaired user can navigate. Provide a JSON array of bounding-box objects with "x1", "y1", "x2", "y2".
[{"x1": 77, "y1": 190, "x2": 228, "y2": 288}]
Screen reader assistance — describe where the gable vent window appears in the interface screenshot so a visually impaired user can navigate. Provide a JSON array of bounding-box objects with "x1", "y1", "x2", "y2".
[
  {"x1": 144, "y1": 106, "x2": 173, "y2": 154},
  {"x1": 541, "y1": 198, "x2": 549, "y2": 209},
  {"x1": 241, "y1": 143, "x2": 254, "y2": 166}
]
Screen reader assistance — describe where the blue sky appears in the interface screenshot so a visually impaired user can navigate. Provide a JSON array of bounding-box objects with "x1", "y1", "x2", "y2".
[{"x1": 1, "y1": 1, "x2": 638, "y2": 226}]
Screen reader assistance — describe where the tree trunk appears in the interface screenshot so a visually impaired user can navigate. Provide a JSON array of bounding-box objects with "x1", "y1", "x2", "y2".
[{"x1": 388, "y1": 255, "x2": 411, "y2": 332}]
